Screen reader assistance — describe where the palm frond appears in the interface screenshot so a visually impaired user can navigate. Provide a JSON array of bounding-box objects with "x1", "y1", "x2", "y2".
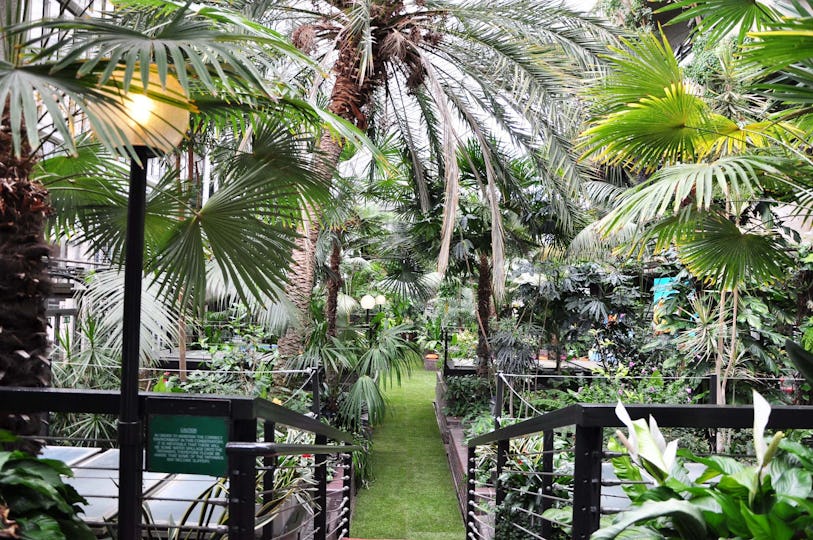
[
  {"x1": 78, "y1": 269, "x2": 181, "y2": 365},
  {"x1": 580, "y1": 82, "x2": 711, "y2": 172},
  {"x1": 601, "y1": 156, "x2": 787, "y2": 234},
  {"x1": 678, "y1": 213, "x2": 791, "y2": 290},
  {"x1": 658, "y1": 0, "x2": 780, "y2": 45}
]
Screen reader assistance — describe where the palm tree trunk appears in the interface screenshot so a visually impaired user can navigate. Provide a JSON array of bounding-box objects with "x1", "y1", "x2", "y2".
[
  {"x1": 326, "y1": 241, "x2": 342, "y2": 337},
  {"x1": 277, "y1": 63, "x2": 366, "y2": 359},
  {"x1": 276, "y1": 133, "x2": 344, "y2": 359},
  {"x1": 0, "y1": 112, "x2": 52, "y2": 452},
  {"x1": 476, "y1": 253, "x2": 492, "y2": 376}
]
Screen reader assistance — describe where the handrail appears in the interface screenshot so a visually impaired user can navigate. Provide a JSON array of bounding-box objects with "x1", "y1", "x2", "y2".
[
  {"x1": 226, "y1": 442, "x2": 362, "y2": 455},
  {"x1": 0, "y1": 386, "x2": 351, "y2": 442},
  {"x1": 469, "y1": 402, "x2": 813, "y2": 446}
]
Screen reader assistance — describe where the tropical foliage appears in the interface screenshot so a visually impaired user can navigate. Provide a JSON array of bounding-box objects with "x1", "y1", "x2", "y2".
[
  {"x1": 595, "y1": 393, "x2": 813, "y2": 540},
  {"x1": 0, "y1": 431, "x2": 94, "y2": 540}
]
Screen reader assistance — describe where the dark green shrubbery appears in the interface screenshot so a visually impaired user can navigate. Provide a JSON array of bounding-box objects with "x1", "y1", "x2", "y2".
[{"x1": 443, "y1": 376, "x2": 492, "y2": 418}]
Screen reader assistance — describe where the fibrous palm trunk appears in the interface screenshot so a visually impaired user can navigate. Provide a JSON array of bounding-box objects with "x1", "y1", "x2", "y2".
[
  {"x1": 277, "y1": 61, "x2": 367, "y2": 359},
  {"x1": 476, "y1": 253, "x2": 492, "y2": 376},
  {"x1": 0, "y1": 112, "x2": 51, "y2": 453}
]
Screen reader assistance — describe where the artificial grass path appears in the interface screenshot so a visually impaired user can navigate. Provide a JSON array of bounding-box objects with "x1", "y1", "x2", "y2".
[{"x1": 350, "y1": 366, "x2": 465, "y2": 540}]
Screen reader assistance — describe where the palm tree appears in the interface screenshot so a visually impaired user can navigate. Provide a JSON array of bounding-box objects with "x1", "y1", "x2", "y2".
[
  {"x1": 445, "y1": 140, "x2": 581, "y2": 374},
  {"x1": 269, "y1": 0, "x2": 619, "y2": 356},
  {"x1": 0, "y1": 0, "x2": 345, "y2": 448},
  {"x1": 577, "y1": 4, "x2": 811, "y2": 409}
]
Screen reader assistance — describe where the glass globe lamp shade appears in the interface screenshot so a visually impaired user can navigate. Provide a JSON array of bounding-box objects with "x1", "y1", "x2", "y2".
[
  {"x1": 92, "y1": 66, "x2": 190, "y2": 153},
  {"x1": 360, "y1": 294, "x2": 376, "y2": 310},
  {"x1": 375, "y1": 294, "x2": 386, "y2": 305}
]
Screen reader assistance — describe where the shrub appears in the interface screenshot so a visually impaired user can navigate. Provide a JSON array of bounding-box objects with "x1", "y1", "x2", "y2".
[
  {"x1": 443, "y1": 376, "x2": 492, "y2": 418},
  {"x1": 595, "y1": 392, "x2": 813, "y2": 539}
]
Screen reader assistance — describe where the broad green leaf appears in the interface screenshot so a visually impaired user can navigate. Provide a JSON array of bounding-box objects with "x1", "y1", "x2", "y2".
[
  {"x1": 718, "y1": 468, "x2": 759, "y2": 501},
  {"x1": 15, "y1": 515, "x2": 65, "y2": 540},
  {"x1": 687, "y1": 454, "x2": 745, "y2": 483},
  {"x1": 785, "y1": 339, "x2": 813, "y2": 386},
  {"x1": 740, "y1": 504, "x2": 778, "y2": 540},
  {"x1": 591, "y1": 500, "x2": 707, "y2": 540},
  {"x1": 773, "y1": 468, "x2": 813, "y2": 500}
]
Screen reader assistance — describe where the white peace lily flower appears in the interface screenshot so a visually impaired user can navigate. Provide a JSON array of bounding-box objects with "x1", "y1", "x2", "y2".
[
  {"x1": 752, "y1": 389, "x2": 770, "y2": 467},
  {"x1": 615, "y1": 401, "x2": 678, "y2": 483}
]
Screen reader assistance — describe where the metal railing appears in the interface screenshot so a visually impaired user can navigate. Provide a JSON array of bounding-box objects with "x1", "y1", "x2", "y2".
[
  {"x1": 466, "y1": 403, "x2": 813, "y2": 540},
  {"x1": 0, "y1": 384, "x2": 358, "y2": 539}
]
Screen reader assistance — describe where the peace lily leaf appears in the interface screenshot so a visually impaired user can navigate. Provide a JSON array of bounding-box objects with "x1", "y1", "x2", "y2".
[
  {"x1": 741, "y1": 504, "x2": 795, "y2": 540},
  {"x1": 691, "y1": 495, "x2": 725, "y2": 531},
  {"x1": 591, "y1": 500, "x2": 706, "y2": 540},
  {"x1": 740, "y1": 505, "x2": 775, "y2": 540},
  {"x1": 717, "y1": 467, "x2": 759, "y2": 502},
  {"x1": 707, "y1": 490, "x2": 751, "y2": 537},
  {"x1": 688, "y1": 454, "x2": 745, "y2": 483},
  {"x1": 773, "y1": 468, "x2": 813, "y2": 501}
]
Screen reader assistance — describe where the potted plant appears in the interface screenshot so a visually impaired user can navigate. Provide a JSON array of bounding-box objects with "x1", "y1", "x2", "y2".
[{"x1": 418, "y1": 316, "x2": 444, "y2": 370}]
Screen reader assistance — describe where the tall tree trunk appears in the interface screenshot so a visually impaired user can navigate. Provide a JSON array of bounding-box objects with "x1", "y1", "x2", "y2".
[
  {"x1": 0, "y1": 111, "x2": 52, "y2": 453},
  {"x1": 277, "y1": 61, "x2": 366, "y2": 359},
  {"x1": 276, "y1": 133, "x2": 343, "y2": 359},
  {"x1": 476, "y1": 253, "x2": 492, "y2": 376},
  {"x1": 325, "y1": 241, "x2": 342, "y2": 338}
]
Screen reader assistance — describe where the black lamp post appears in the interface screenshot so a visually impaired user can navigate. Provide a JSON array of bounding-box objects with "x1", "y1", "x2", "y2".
[
  {"x1": 118, "y1": 146, "x2": 150, "y2": 540},
  {"x1": 360, "y1": 294, "x2": 375, "y2": 340},
  {"x1": 94, "y1": 68, "x2": 189, "y2": 540}
]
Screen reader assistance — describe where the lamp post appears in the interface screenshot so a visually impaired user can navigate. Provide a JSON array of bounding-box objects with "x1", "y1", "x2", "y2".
[
  {"x1": 360, "y1": 294, "x2": 376, "y2": 340},
  {"x1": 94, "y1": 67, "x2": 189, "y2": 540},
  {"x1": 375, "y1": 294, "x2": 386, "y2": 311}
]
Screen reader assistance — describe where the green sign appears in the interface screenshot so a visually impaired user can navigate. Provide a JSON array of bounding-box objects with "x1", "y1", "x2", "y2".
[{"x1": 147, "y1": 415, "x2": 228, "y2": 476}]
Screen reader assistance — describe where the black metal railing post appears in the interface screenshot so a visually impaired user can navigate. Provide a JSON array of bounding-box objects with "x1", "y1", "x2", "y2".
[
  {"x1": 443, "y1": 328, "x2": 450, "y2": 377},
  {"x1": 541, "y1": 429, "x2": 554, "y2": 538},
  {"x1": 465, "y1": 445, "x2": 477, "y2": 539},
  {"x1": 262, "y1": 420, "x2": 276, "y2": 540},
  {"x1": 311, "y1": 367, "x2": 321, "y2": 418},
  {"x1": 572, "y1": 426, "x2": 602, "y2": 540},
  {"x1": 228, "y1": 448, "x2": 257, "y2": 540},
  {"x1": 314, "y1": 434, "x2": 328, "y2": 540},
  {"x1": 494, "y1": 373, "x2": 504, "y2": 429},
  {"x1": 495, "y1": 439, "x2": 509, "y2": 507}
]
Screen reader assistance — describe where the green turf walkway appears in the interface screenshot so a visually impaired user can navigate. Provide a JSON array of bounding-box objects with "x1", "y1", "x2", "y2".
[{"x1": 350, "y1": 367, "x2": 465, "y2": 540}]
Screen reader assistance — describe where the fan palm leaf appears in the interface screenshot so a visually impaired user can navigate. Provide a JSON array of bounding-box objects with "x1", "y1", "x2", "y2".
[
  {"x1": 41, "y1": 120, "x2": 330, "y2": 310},
  {"x1": 599, "y1": 156, "x2": 788, "y2": 234},
  {"x1": 78, "y1": 268, "x2": 181, "y2": 365},
  {"x1": 678, "y1": 213, "x2": 791, "y2": 290},
  {"x1": 581, "y1": 82, "x2": 714, "y2": 172},
  {"x1": 657, "y1": 0, "x2": 780, "y2": 45},
  {"x1": 2, "y1": 0, "x2": 317, "y2": 158}
]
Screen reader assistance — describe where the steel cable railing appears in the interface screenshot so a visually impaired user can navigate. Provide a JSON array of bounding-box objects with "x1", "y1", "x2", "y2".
[{"x1": 467, "y1": 403, "x2": 813, "y2": 540}]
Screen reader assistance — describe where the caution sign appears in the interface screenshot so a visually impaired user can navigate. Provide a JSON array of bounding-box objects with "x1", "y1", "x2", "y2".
[{"x1": 147, "y1": 415, "x2": 228, "y2": 476}]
